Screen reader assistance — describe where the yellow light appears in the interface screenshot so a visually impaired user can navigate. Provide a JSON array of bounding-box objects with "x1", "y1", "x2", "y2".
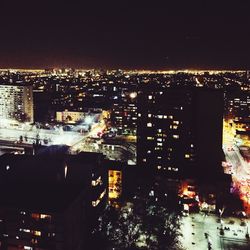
[{"x1": 108, "y1": 170, "x2": 122, "y2": 200}]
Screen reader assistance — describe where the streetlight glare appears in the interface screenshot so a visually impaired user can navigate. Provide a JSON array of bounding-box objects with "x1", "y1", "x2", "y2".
[{"x1": 129, "y1": 92, "x2": 137, "y2": 99}]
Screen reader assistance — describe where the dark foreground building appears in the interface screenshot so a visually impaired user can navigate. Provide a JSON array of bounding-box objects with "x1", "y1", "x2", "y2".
[{"x1": 0, "y1": 152, "x2": 107, "y2": 250}]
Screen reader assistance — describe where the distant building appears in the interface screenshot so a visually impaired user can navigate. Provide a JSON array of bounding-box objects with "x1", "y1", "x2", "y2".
[
  {"x1": 0, "y1": 83, "x2": 34, "y2": 123},
  {"x1": 56, "y1": 110, "x2": 86, "y2": 124},
  {"x1": 225, "y1": 90, "x2": 250, "y2": 121},
  {"x1": 109, "y1": 81, "x2": 137, "y2": 136},
  {"x1": 33, "y1": 89, "x2": 53, "y2": 122},
  {"x1": 0, "y1": 152, "x2": 107, "y2": 250}
]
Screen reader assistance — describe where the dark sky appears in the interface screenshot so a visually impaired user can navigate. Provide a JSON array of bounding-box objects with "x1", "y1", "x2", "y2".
[{"x1": 1, "y1": 1, "x2": 250, "y2": 69}]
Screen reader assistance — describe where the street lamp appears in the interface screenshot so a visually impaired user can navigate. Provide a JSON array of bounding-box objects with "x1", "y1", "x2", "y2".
[
  {"x1": 246, "y1": 224, "x2": 249, "y2": 239},
  {"x1": 219, "y1": 208, "x2": 225, "y2": 235}
]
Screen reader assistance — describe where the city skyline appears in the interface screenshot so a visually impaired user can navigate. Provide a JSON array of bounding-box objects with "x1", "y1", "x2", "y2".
[{"x1": 0, "y1": 69, "x2": 249, "y2": 249}]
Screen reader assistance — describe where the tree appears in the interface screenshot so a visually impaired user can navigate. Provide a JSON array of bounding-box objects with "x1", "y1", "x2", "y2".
[
  {"x1": 96, "y1": 195, "x2": 183, "y2": 250},
  {"x1": 135, "y1": 196, "x2": 182, "y2": 250},
  {"x1": 95, "y1": 203, "x2": 142, "y2": 250}
]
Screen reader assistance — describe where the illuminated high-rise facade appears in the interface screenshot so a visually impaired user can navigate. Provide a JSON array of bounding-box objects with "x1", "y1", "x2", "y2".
[
  {"x1": 0, "y1": 84, "x2": 34, "y2": 123},
  {"x1": 137, "y1": 85, "x2": 224, "y2": 177},
  {"x1": 109, "y1": 79, "x2": 137, "y2": 136}
]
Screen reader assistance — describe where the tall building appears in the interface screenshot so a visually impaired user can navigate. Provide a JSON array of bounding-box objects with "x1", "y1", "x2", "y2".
[
  {"x1": 0, "y1": 83, "x2": 34, "y2": 123},
  {"x1": 225, "y1": 90, "x2": 250, "y2": 121},
  {"x1": 109, "y1": 78, "x2": 138, "y2": 136},
  {"x1": 137, "y1": 85, "x2": 224, "y2": 177}
]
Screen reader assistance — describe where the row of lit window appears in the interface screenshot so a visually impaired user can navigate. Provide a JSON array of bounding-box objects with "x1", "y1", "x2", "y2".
[
  {"x1": 91, "y1": 176, "x2": 103, "y2": 187},
  {"x1": 92, "y1": 189, "x2": 106, "y2": 207},
  {"x1": 157, "y1": 166, "x2": 178, "y2": 171}
]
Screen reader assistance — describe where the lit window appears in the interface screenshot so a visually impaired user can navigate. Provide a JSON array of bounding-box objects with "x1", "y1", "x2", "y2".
[
  {"x1": 33, "y1": 231, "x2": 41, "y2": 236},
  {"x1": 147, "y1": 136, "x2": 154, "y2": 140},
  {"x1": 40, "y1": 214, "x2": 51, "y2": 220},
  {"x1": 92, "y1": 176, "x2": 103, "y2": 186},
  {"x1": 24, "y1": 246, "x2": 33, "y2": 250},
  {"x1": 92, "y1": 190, "x2": 106, "y2": 207},
  {"x1": 157, "y1": 166, "x2": 162, "y2": 170},
  {"x1": 148, "y1": 95, "x2": 152, "y2": 100},
  {"x1": 158, "y1": 129, "x2": 162, "y2": 132},
  {"x1": 185, "y1": 154, "x2": 190, "y2": 158},
  {"x1": 20, "y1": 228, "x2": 30, "y2": 233},
  {"x1": 138, "y1": 113, "x2": 141, "y2": 117},
  {"x1": 147, "y1": 123, "x2": 152, "y2": 127},
  {"x1": 148, "y1": 114, "x2": 152, "y2": 118},
  {"x1": 173, "y1": 135, "x2": 179, "y2": 139},
  {"x1": 149, "y1": 190, "x2": 154, "y2": 196}
]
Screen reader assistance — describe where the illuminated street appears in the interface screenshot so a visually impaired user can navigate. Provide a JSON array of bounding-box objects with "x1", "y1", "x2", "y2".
[
  {"x1": 0, "y1": 126, "x2": 83, "y2": 146},
  {"x1": 223, "y1": 117, "x2": 250, "y2": 214},
  {"x1": 224, "y1": 144, "x2": 250, "y2": 214},
  {"x1": 0, "y1": 113, "x2": 106, "y2": 146},
  {"x1": 180, "y1": 213, "x2": 250, "y2": 250}
]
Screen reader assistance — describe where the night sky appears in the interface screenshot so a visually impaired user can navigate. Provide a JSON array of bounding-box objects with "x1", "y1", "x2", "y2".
[{"x1": 1, "y1": 1, "x2": 250, "y2": 69}]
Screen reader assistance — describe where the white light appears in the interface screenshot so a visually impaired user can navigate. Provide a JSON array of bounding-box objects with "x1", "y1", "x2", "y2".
[
  {"x1": 84, "y1": 116, "x2": 93, "y2": 125},
  {"x1": 64, "y1": 165, "x2": 68, "y2": 179},
  {"x1": 147, "y1": 123, "x2": 152, "y2": 127},
  {"x1": 129, "y1": 92, "x2": 137, "y2": 99},
  {"x1": 24, "y1": 246, "x2": 33, "y2": 250}
]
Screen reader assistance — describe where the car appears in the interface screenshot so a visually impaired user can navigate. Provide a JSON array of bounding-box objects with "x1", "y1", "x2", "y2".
[{"x1": 240, "y1": 220, "x2": 246, "y2": 226}]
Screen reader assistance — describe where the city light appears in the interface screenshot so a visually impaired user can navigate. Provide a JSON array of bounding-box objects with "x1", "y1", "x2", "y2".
[
  {"x1": 0, "y1": 68, "x2": 249, "y2": 250},
  {"x1": 129, "y1": 92, "x2": 137, "y2": 99},
  {"x1": 84, "y1": 116, "x2": 93, "y2": 125}
]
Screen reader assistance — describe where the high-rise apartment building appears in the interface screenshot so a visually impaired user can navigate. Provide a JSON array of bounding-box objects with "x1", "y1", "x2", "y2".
[
  {"x1": 0, "y1": 83, "x2": 34, "y2": 123},
  {"x1": 109, "y1": 79, "x2": 137, "y2": 136},
  {"x1": 137, "y1": 85, "x2": 224, "y2": 177}
]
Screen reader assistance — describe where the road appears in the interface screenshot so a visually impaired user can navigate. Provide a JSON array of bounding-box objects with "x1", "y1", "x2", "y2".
[
  {"x1": 0, "y1": 119, "x2": 137, "y2": 164},
  {"x1": 0, "y1": 127, "x2": 83, "y2": 146},
  {"x1": 224, "y1": 145, "x2": 250, "y2": 214},
  {"x1": 180, "y1": 213, "x2": 250, "y2": 250}
]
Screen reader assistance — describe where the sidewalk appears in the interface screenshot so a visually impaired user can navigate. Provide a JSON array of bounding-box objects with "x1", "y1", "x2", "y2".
[{"x1": 180, "y1": 213, "x2": 250, "y2": 250}]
